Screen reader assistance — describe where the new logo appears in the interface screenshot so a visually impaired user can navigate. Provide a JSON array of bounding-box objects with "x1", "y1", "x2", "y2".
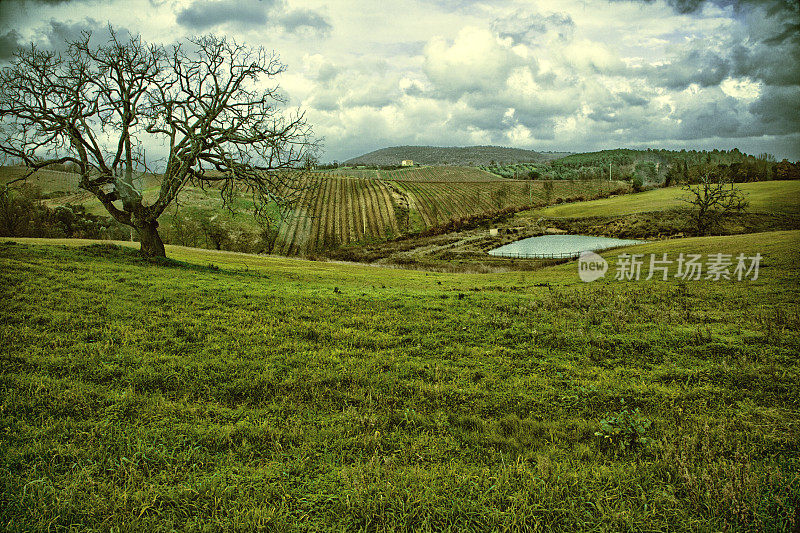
[{"x1": 578, "y1": 251, "x2": 608, "y2": 282}]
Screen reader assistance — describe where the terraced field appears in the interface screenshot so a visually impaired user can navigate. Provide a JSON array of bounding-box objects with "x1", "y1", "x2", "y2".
[
  {"x1": 271, "y1": 177, "x2": 402, "y2": 255},
  {"x1": 1, "y1": 165, "x2": 627, "y2": 255},
  {"x1": 270, "y1": 177, "x2": 626, "y2": 254}
]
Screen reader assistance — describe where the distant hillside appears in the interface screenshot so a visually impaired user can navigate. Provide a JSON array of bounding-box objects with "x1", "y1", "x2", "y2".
[
  {"x1": 318, "y1": 166, "x2": 504, "y2": 182},
  {"x1": 343, "y1": 146, "x2": 571, "y2": 166}
]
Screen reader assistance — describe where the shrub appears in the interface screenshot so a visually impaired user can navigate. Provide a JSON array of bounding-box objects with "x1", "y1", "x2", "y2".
[
  {"x1": 595, "y1": 407, "x2": 652, "y2": 451},
  {"x1": 0, "y1": 187, "x2": 128, "y2": 239}
]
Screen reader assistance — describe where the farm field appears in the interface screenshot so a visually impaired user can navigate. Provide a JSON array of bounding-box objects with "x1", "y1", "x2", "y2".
[
  {"x1": 1, "y1": 232, "x2": 798, "y2": 530},
  {"x1": 2, "y1": 166, "x2": 628, "y2": 256},
  {"x1": 317, "y1": 165, "x2": 502, "y2": 182},
  {"x1": 268, "y1": 177, "x2": 626, "y2": 254},
  {"x1": 523, "y1": 180, "x2": 800, "y2": 219}
]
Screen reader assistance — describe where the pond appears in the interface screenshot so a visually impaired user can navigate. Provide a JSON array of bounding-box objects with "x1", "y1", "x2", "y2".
[{"x1": 488, "y1": 234, "x2": 645, "y2": 259}]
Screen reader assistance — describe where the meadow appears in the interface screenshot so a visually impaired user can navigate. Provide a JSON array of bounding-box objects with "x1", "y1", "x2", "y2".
[
  {"x1": 525, "y1": 181, "x2": 800, "y2": 219},
  {"x1": 1, "y1": 230, "x2": 798, "y2": 530}
]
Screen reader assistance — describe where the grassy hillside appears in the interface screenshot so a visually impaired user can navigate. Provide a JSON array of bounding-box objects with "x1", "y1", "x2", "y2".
[
  {"x1": 343, "y1": 146, "x2": 570, "y2": 166},
  {"x1": 1, "y1": 234, "x2": 798, "y2": 530},
  {"x1": 523, "y1": 181, "x2": 800, "y2": 219}
]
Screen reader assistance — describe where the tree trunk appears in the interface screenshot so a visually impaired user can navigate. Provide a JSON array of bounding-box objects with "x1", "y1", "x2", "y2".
[{"x1": 138, "y1": 220, "x2": 166, "y2": 258}]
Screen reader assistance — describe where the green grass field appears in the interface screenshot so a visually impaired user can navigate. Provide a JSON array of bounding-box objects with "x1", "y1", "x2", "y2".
[
  {"x1": 2, "y1": 233, "x2": 799, "y2": 530},
  {"x1": 523, "y1": 181, "x2": 800, "y2": 219}
]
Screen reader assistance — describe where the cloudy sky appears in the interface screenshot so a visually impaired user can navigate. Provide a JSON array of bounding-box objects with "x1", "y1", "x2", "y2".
[{"x1": 1, "y1": 0, "x2": 798, "y2": 161}]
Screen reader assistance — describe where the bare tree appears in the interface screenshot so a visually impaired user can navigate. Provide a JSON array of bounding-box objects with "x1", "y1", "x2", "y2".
[
  {"x1": 681, "y1": 174, "x2": 748, "y2": 236},
  {"x1": 0, "y1": 28, "x2": 316, "y2": 257}
]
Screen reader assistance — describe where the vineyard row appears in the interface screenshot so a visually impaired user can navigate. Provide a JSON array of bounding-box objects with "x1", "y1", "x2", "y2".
[{"x1": 267, "y1": 177, "x2": 627, "y2": 255}]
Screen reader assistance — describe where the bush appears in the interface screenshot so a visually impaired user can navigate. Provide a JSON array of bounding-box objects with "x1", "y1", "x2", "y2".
[
  {"x1": 632, "y1": 174, "x2": 644, "y2": 192},
  {"x1": 0, "y1": 186, "x2": 128, "y2": 239}
]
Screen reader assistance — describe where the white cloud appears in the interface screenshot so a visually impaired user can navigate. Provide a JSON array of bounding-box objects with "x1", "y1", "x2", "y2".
[
  {"x1": 423, "y1": 26, "x2": 526, "y2": 96},
  {"x1": 0, "y1": 0, "x2": 796, "y2": 160},
  {"x1": 720, "y1": 77, "x2": 761, "y2": 100}
]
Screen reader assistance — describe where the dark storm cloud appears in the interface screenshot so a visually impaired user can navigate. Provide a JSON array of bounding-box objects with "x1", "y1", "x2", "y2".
[
  {"x1": 610, "y1": 0, "x2": 702, "y2": 14},
  {"x1": 176, "y1": 0, "x2": 274, "y2": 30},
  {"x1": 0, "y1": 29, "x2": 22, "y2": 59},
  {"x1": 279, "y1": 10, "x2": 331, "y2": 36},
  {"x1": 176, "y1": 0, "x2": 331, "y2": 37},
  {"x1": 633, "y1": 21, "x2": 798, "y2": 91},
  {"x1": 677, "y1": 100, "x2": 743, "y2": 139},
  {"x1": 0, "y1": 0, "x2": 74, "y2": 4},
  {"x1": 616, "y1": 0, "x2": 798, "y2": 15},
  {"x1": 668, "y1": 84, "x2": 800, "y2": 141},
  {"x1": 762, "y1": 21, "x2": 800, "y2": 45},
  {"x1": 617, "y1": 92, "x2": 649, "y2": 106},
  {"x1": 44, "y1": 19, "x2": 97, "y2": 50},
  {"x1": 1, "y1": 18, "x2": 128, "y2": 55},
  {"x1": 729, "y1": 42, "x2": 800, "y2": 87},
  {"x1": 0, "y1": 0, "x2": 76, "y2": 24},
  {"x1": 640, "y1": 49, "x2": 730, "y2": 89},
  {"x1": 37, "y1": 19, "x2": 134, "y2": 53},
  {"x1": 748, "y1": 85, "x2": 800, "y2": 135}
]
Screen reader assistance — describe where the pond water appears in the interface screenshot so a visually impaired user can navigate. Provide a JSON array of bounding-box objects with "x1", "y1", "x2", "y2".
[{"x1": 488, "y1": 234, "x2": 645, "y2": 259}]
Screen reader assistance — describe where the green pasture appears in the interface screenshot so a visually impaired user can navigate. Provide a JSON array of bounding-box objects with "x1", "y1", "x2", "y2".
[
  {"x1": 1, "y1": 232, "x2": 798, "y2": 530},
  {"x1": 521, "y1": 181, "x2": 800, "y2": 219}
]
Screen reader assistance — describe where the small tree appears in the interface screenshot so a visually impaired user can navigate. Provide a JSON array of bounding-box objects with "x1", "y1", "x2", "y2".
[
  {"x1": 491, "y1": 184, "x2": 509, "y2": 210},
  {"x1": 631, "y1": 174, "x2": 644, "y2": 192},
  {"x1": 0, "y1": 28, "x2": 315, "y2": 257},
  {"x1": 681, "y1": 174, "x2": 748, "y2": 236}
]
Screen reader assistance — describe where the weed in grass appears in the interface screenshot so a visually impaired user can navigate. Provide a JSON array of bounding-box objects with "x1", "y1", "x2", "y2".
[{"x1": 595, "y1": 406, "x2": 653, "y2": 452}]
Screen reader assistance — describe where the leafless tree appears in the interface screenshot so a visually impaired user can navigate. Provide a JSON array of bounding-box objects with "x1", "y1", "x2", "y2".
[
  {"x1": 681, "y1": 174, "x2": 748, "y2": 236},
  {"x1": 0, "y1": 28, "x2": 316, "y2": 257}
]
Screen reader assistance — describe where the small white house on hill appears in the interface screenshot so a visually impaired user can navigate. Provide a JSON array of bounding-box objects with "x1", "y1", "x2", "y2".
[{"x1": 401, "y1": 160, "x2": 413, "y2": 167}]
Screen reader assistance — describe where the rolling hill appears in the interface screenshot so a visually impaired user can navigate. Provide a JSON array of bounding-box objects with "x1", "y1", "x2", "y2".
[
  {"x1": 525, "y1": 180, "x2": 800, "y2": 218},
  {"x1": 343, "y1": 145, "x2": 571, "y2": 166}
]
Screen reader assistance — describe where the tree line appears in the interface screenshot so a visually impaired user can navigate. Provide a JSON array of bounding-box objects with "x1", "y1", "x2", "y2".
[{"x1": 479, "y1": 148, "x2": 800, "y2": 184}]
